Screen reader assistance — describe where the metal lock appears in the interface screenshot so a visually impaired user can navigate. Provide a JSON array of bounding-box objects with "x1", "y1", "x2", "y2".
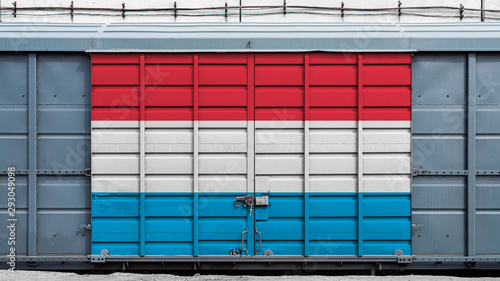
[
  {"x1": 236, "y1": 195, "x2": 269, "y2": 208},
  {"x1": 235, "y1": 195, "x2": 254, "y2": 208}
]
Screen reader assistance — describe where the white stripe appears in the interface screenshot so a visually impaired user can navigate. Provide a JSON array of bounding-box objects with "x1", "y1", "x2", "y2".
[
  {"x1": 91, "y1": 174, "x2": 411, "y2": 194},
  {"x1": 310, "y1": 121, "x2": 357, "y2": 128},
  {"x1": 363, "y1": 120, "x2": 411, "y2": 128},
  {"x1": 255, "y1": 154, "x2": 304, "y2": 175},
  {"x1": 92, "y1": 175, "x2": 249, "y2": 194},
  {"x1": 309, "y1": 154, "x2": 357, "y2": 175},
  {"x1": 91, "y1": 128, "x2": 411, "y2": 154},
  {"x1": 255, "y1": 176, "x2": 303, "y2": 193},
  {"x1": 92, "y1": 120, "x2": 139, "y2": 128},
  {"x1": 363, "y1": 153, "x2": 411, "y2": 175},
  {"x1": 92, "y1": 175, "x2": 139, "y2": 193},
  {"x1": 147, "y1": 121, "x2": 192, "y2": 128},
  {"x1": 363, "y1": 175, "x2": 411, "y2": 193},
  {"x1": 310, "y1": 175, "x2": 357, "y2": 193},
  {"x1": 199, "y1": 121, "x2": 248, "y2": 128},
  {"x1": 148, "y1": 175, "x2": 193, "y2": 193},
  {"x1": 92, "y1": 120, "x2": 411, "y2": 193},
  {"x1": 93, "y1": 154, "x2": 249, "y2": 175},
  {"x1": 255, "y1": 121, "x2": 304, "y2": 129},
  {"x1": 199, "y1": 175, "x2": 247, "y2": 193},
  {"x1": 92, "y1": 154, "x2": 139, "y2": 175},
  {"x1": 363, "y1": 128, "x2": 411, "y2": 153}
]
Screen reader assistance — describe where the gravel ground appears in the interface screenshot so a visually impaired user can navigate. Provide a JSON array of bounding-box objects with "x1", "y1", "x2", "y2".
[{"x1": 2, "y1": 272, "x2": 500, "y2": 281}]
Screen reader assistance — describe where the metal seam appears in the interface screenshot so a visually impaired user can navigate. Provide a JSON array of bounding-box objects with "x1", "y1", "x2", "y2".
[
  {"x1": 193, "y1": 54, "x2": 200, "y2": 257},
  {"x1": 247, "y1": 53, "x2": 255, "y2": 255},
  {"x1": 139, "y1": 54, "x2": 146, "y2": 257},
  {"x1": 304, "y1": 53, "x2": 310, "y2": 257},
  {"x1": 467, "y1": 52, "x2": 477, "y2": 257},
  {"x1": 357, "y1": 54, "x2": 364, "y2": 257},
  {"x1": 28, "y1": 53, "x2": 37, "y2": 257}
]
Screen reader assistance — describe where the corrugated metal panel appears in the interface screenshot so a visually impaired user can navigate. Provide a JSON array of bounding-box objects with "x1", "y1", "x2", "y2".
[
  {"x1": 400, "y1": 23, "x2": 500, "y2": 51},
  {"x1": 4, "y1": 23, "x2": 500, "y2": 52},
  {"x1": 412, "y1": 53, "x2": 500, "y2": 256},
  {"x1": 91, "y1": 52, "x2": 411, "y2": 257},
  {"x1": 0, "y1": 53, "x2": 91, "y2": 256}
]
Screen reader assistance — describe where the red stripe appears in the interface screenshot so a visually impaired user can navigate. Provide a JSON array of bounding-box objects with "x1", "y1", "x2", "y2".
[
  {"x1": 90, "y1": 107, "x2": 411, "y2": 121},
  {"x1": 92, "y1": 65, "x2": 139, "y2": 85},
  {"x1": 200, "y1": 87, "x2": 247, "y2": 107},
  {"x1": 200, "y1": 53, "x2": 247, "y2": 64},
  {"x1": 255, "y1": 53, "x2": 304, "y2": 65},
  {"x1": 146, "y1": 87, "x2": 193, "y2": 107},
  {"x1": 363, "y1": 65, "x2": 411, "y2": 86},
  {"x1": 310, "y1": 65, "x2": 357, "y2": 86},
  {"x1": 92, "y1": 53, "x2": 412, "y2": 121},
  {"x1": 145, "y1": 53, "x2": 193, "y2": 64},
  {"x1": 92, "y1": 86, "x2": 140, "y2": 107},
  {"x1": 364, "y1": 87, "x2": 411, "y2": 107},
  {"x1": 255, "y1": 65, "x2": 304, "y2": 86},
  {"x1": 309, "y1": 53, "x2": 357, "y2": 65},
  {"x1": 310, "y1": 87, "x2": 357, "y2": 107},
  {"x1": 363, "y1": 108, "x2": 411, "y2": 121},
  {"x1": 256, "y1": 87, "x2": 304, "y2": 107},
  {"x1": 145, "y1": 65, "x2": 193, "y2": 85},
  {"x1": 199, "y1": 65, "x2": 247, "y2": 85}
]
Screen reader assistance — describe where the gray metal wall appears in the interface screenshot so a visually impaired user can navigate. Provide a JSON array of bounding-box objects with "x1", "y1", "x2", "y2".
[
  {"x1": 0, "y1": 53, "x2": 91, "y2": 256},
  {"x1": 412, "y1": 53, "x2": 500, "y2": 256}
]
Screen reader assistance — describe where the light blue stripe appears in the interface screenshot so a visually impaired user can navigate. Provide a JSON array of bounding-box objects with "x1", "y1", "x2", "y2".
[{"x1": 91, "y1": 192, "x2": 411, "y2": 256}]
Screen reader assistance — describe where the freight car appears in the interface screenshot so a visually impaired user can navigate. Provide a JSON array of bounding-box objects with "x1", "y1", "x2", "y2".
[{"x1": 0, "y1": 22, "x2": 500, "y2": 272}]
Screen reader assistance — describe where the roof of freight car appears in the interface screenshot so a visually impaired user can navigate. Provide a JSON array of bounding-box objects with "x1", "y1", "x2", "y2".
[{"x1": 1, "y1": 22, "x2": 500, "y2": 52}]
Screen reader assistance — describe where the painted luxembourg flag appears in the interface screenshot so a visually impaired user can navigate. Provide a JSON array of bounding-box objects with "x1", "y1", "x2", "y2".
[{"x1": 90, "y1": 53, "x2": 412, "y2": 257}]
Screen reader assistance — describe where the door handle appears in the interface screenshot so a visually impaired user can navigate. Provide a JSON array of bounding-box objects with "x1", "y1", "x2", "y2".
[
  {"x1": 255, "y1": 228, "x2": 262, "y2": 254},
  {"x1": 241, "y1": 228, "x2": 248, "y2": 255}
]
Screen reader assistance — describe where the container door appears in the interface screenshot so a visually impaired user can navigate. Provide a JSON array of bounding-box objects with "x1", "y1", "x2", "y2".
[
  {"x1": 90, "y1": 52, "x2": 412, "y2": 257},
  {"x1": 252, "y1": 53, "x2": 413, "y2": 256},
  {"x1": 91, "y1": 53, "x2": 256, "y2": 256}
]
